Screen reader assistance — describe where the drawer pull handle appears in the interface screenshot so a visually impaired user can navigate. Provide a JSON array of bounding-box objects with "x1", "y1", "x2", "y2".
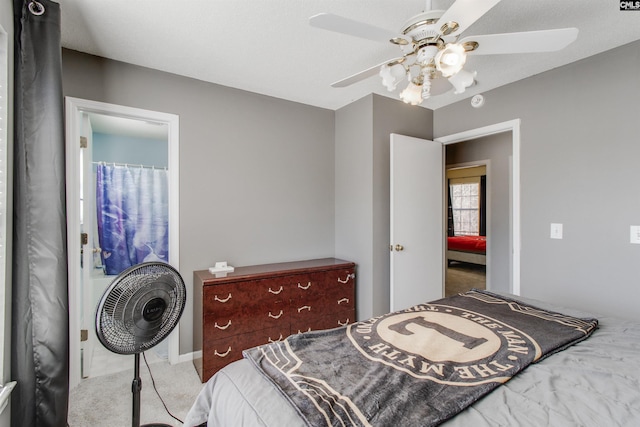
[
  {"x1": 268, "y1": 286, "x2": 283, "y2": 295},
  {"x1": 338, "y1": 298, "x2": 349, "y2": 305},
  {"x1": 214, "y1": 347, "x2": 232, "y2": 357},
  {"x1": 298, "y1": 282, "x2": 311, "y2": 290},
  {"x1": 298, "y1": 327, "x2": 312, "y2": 334},
  {"x1": 214, "y1": 320, "x2": 232, "y2": 330},
  {"x1": 337, "y1": 273, "x2": 355, "y2": 284},
  {"x1": 215, "y1": 293, "x2": 232, "y2": 303},
  {"x1": 268, "y1": 310, "x2": 284, "y2": 319},
  {"x1": 298, "y1": 305, "x2": 311, "y2": 312},
  {"x1": 268, "y1": 334, "x2": 283, "y2": 343},
  {"x1": 338, "y1": 319, "x2": 350, "y2": 326}
]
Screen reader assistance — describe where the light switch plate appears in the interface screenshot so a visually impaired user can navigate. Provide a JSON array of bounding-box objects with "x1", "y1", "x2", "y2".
[
  {"x1": 631, "y1": 226, "x2": 640, "y2": 244},
  {"x1": 550, "y1": 223, "x2": 563, "y2": 239}
]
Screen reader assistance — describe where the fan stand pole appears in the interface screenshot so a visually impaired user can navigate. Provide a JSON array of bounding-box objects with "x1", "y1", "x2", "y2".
[
  {"x1": 132, "y1": 353, "x2": 142, "y2": 427},
  {"x1": 132, "y1": 352, "x2": 173, "y2": 427}
]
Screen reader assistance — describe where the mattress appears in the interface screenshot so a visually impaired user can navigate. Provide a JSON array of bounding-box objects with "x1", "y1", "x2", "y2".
[
  {"x1": 184, "y1": 294, "x2": 640, "y2": 427},
  {"x1": 447, "y1": 235, "x2": 486, "y2": 254}
]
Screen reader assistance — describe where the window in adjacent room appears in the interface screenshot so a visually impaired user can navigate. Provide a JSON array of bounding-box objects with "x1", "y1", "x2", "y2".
[
  {"x1": 447, "y1": 165, "x2": 486, "y2": 237},
  {"x1": 450, "y1": 177, "x2": 480, "y2": 236}
]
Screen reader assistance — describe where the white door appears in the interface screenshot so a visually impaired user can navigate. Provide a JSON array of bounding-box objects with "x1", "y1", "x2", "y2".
[{"x1": 390, "y1": 133, "x2": 444, "y2": 312}]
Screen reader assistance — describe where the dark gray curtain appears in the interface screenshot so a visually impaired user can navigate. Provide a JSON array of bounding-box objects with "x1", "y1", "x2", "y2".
[
  {"x1": 447, "y1": 179, "x2": 455, "y2": 237},
  {"x1": 12, "y1": 1, "x2": 69, "y2": 426}
]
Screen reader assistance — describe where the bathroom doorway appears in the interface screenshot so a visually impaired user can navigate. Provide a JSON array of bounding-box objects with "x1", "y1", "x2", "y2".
[{"x1": 66, "y1": 97, "x2": 180, "y2": 388}]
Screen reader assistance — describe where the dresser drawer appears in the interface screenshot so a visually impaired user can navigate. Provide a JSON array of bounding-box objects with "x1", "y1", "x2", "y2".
[
  {"x1": 202, "y1": 325, "x2": 287, "y2": 381},
  {"x1": 291, "y1": 310, "x2": 355, "y2": 334},
  {"x1": 292, "y1": 270, "x2": 354, "y2": 302},
  {"x1": 204, "y1": 299, "x2": 289, "y2": 339},
  {"x1": 289, "y1": 302, "x2": 324, "y2": 330},
  {"x1": 203, "y1": 277, "x2": 291, "y2": 317},
  {"x1": 288, "y1": 274, "x2": 321, "y2": 300},
  {"x1": 323, "y1": 283, "x2": 355, "y2": 312},
  {"x1": 320, "y1": 268, "x2": 356, "y2": 288},
  {"x1": 326, "y1": 309, "x2": 355, "y2": 329}
]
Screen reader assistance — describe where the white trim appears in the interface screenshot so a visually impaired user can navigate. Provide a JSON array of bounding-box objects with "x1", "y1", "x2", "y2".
[
  {"x1": 0, "y1": 24, "x2": 8, "y2": 388},
  {"x1": 179, "y1": 350, "x2": 200, "y2": 364},
  {"x1": 65, "y1": 97, "x2": 181, "y2": 389},
  {"x1": 435, "y1": 119, "x2": 521, "y2": 295}
]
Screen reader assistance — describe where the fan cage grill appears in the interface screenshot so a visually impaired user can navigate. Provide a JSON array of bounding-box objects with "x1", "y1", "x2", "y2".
[{"x1": 96, "y1": 262, "x2": 186, "y2": 355}]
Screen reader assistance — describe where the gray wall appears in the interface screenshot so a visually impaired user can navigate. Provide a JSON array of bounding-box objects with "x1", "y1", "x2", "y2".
[
  {"x1": 335, "y1": 97, "x2": 374, "y2": 319},
  {"x1": 335, "y1": 94, "x2": 432, "y2": 320},
  {"x1": 446, "y1": 132, "x2": 512, "y2": 293},
  {"x1": 62, "y1": 49, "x2": 336, "y2": 353},
  {"x1": 435, "y1": 40, "x2": 640, "y2": 321},
  {"x1": 0, "y1": 0, "x2": 12, "y2": 424}
]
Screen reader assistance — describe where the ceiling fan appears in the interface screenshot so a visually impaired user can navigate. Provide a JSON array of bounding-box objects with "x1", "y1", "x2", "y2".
[{"x1": 309, "y1": 0, "x2": 578, "y2": 105}]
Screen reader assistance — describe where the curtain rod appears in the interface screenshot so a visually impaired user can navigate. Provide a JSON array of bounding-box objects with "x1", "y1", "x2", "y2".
[{"x1": 92, "y1": 161, "x2": 167, "y2": 171}]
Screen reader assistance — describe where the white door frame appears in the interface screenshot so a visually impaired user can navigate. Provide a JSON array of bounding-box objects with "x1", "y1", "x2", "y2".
[
  {"x1": 435, "y1": 119, "x2": 521, "y2": 295},
  {"x1": 65, "y1": 97, "x2": 180, "y2": 389}
]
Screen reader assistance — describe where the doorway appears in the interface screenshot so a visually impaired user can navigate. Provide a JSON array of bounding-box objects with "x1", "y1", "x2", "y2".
[
  {"x1": 435, "y1": 119, "x2": 521, "y2": 296},
  {"x1": 66, "y1": 98, "x2": 180, "y2": 389},
  {"x1": 445, "y1": 163, "x2": 488, "y2": 297},
  {"x1": 389, "y1": 120, "x2": 520, "y2": 310}
]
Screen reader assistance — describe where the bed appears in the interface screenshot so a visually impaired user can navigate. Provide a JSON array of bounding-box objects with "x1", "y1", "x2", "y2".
[
  {"x1": 447, "y1": 235, "x2": 486, "y2": 265},
  {"x1": 185, "y1": 291, "x2": 640, "y2": 427}
]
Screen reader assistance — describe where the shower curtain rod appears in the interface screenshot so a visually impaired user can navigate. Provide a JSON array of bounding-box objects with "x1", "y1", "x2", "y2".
[{"x1": 93, "y1": 161, "x2": 167, "y2": 171}]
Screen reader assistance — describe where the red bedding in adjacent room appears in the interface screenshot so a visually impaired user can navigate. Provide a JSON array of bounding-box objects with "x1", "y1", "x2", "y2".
[{"x1": 447, "y1": 235, "x2": 486, "y2": 254}]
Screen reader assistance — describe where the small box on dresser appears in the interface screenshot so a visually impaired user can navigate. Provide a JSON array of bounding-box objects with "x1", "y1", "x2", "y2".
[{"x1": 193, "y1": 258, "x2": 356, "y2": 382}]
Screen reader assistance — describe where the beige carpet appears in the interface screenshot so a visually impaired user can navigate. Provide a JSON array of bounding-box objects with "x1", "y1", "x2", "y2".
[
  {"x1": 68, "y1": 357, "x2": 204, "y2": 426},
  {"x1": 445, "y1": 262, "x2": 486, "y2": 297}
]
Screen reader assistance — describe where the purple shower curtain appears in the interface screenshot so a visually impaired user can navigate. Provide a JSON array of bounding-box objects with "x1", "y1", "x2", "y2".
[{"x1": 96, "y1": 163, "x2": 169, "y2": 276}]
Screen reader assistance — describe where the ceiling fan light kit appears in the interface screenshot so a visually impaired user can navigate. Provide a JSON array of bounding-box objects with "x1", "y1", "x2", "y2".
[
  {"x1": 399, "y1": 80, "x2": 425, "y2": 106},
  {"x1": 381, "y1": 19, "x2": 477, "y2": 105},
  {"x1": 448, "y1": 69, "x2": 477, "y2": 95},
  {"x1": 435, "y1": 43, "x2": 467, "y2": 76},
  {"x1": 310, "y1": 0, "x2": 578, "y2": 106}
]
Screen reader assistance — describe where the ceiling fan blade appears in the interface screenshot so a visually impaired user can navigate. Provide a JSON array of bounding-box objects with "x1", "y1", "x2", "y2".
[
  {"x1": 460, "y1": 28, "x2": 579, "y2": 55},
  {"x1": 331, "y1": 58, "x2": 404, "y2": 88},
  {"x1": 310, "y1": 13, "x2": 398, "y2": 43},
  {"x1": 437, "y1": 0, "x2": 501, "y2": 36}
]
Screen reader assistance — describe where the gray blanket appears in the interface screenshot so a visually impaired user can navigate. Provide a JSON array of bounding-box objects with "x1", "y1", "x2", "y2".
[{"x1": 243, "y1": 290, "x2": 598, "y2": 427}]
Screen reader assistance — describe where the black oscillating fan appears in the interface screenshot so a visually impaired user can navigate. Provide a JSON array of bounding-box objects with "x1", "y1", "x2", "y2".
[{"x1": 95, "y1": 261, "x2": 186, "y2": 427}]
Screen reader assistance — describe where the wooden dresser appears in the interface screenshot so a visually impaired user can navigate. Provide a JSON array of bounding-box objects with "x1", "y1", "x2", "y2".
[{"x1": 192, "y1": 258, "x2": 356, "y2": 382}]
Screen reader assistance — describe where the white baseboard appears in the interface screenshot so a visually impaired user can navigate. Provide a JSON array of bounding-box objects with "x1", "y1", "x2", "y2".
[{"x1": 175, "y1": 351, "x2": 201, "y2": 364}]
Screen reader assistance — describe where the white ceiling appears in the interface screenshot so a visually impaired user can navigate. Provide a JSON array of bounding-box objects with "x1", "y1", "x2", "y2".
[{"x1": 59, "y1": 0, "x2": 640, "y2": 111}]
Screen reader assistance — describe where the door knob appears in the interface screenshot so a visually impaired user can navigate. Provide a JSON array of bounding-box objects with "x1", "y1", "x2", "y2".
[{"x1": 394, "y1": 244, "x2": 404, "y2": 251}]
